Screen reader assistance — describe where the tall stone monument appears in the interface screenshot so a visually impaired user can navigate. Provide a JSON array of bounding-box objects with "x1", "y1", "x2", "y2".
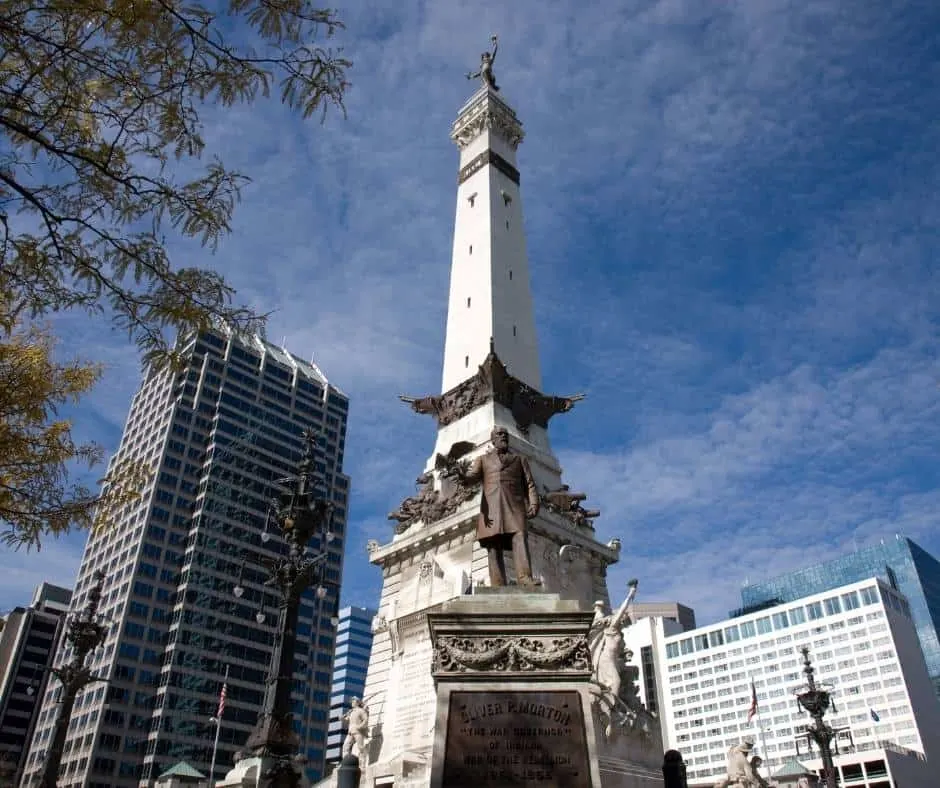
[{"x1": 358, "y1": 41, "x2": 662, "y2": 788}]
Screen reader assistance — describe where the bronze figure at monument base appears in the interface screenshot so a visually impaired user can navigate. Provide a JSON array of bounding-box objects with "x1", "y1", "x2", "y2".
[{"x1": 244, "y1": 711, "x2": 299, "y2": 756}]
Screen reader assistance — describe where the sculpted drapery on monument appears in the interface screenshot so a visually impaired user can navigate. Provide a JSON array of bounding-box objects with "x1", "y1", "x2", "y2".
[
  {"x1": 467, "y1": 35, "x2": 499, "y2": 91},
  {"x1": 454, "y1": 426, "x2": 540, "y2": 587}
]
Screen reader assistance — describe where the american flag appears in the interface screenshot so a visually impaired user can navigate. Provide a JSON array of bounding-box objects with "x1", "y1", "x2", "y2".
[
  {"x1": 746, "y1": 680, "x2": 758, "y2": 723},
  {"x1": 216, "y1": 682, "x2": 227, "y2": 720}
]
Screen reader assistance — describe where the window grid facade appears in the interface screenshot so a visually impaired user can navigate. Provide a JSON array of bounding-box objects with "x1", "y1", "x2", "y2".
[
  {"x1": 20, "y1": 329, "x2": 350, "y2": 788},
  {"x1": 660, "y1": 579, "x2": 938, "y2": 785},
  {"x1": 739, "y1": 536, "x2": 940, "y2": 697}
]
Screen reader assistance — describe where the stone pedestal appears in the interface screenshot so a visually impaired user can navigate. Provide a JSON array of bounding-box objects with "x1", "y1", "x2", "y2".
[
  {"x1": 426, "y1": 589, "x2": 660, "y2": 788},
  {"x1": 216, "y1": 754, "x2": 311, "y2": 788}
]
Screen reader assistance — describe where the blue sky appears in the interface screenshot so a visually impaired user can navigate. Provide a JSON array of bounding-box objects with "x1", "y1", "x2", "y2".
[{"x1": 2, "y1": 0, "x2": 940, "y2": 625}]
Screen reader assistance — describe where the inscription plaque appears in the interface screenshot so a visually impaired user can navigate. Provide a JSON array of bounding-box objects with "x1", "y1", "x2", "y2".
[{"x1": 442, "y1": 690, "x2": 590, "y2": 787}]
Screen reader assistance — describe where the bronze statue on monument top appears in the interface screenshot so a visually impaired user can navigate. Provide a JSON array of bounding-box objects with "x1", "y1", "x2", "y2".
[{"x1": 466, "y1": 34, "x2": 499, "y2": 91}]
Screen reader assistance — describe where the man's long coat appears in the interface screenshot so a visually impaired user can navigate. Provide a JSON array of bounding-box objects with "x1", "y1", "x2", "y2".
[{"x1": 463, "y1": 449, "x2": 539, "y2": 548}]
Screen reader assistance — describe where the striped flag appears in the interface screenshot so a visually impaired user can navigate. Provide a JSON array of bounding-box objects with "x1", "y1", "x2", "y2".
[
  {"x1": 747, "y1": 681, "x2": 758, "y2": 723},
  {"x1": 216, "y1": 682, "x2": 227, "y2": 719}
]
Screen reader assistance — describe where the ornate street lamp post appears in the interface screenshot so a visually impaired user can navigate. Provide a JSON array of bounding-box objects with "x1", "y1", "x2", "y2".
[
  {"x1": 239, "y1": 430, "x2": 336, "y2": 788},
  {"x1": 38, "y1": 570, "x2": 109, "y2": 788},
  {"x1": 795, "y1": 646, "x2": 838, "y2": 788}
]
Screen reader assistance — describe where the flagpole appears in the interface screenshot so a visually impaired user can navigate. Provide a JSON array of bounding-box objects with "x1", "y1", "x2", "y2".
[
  {"x1": 748, "y1": 675, "x2": 772, "y2": 778},
  {"x1": 209, "y1": 664, "x2": 229, "y2": 788},
  {"x1": 755, "y1": 703, "x2": 772, "y2": 777}
]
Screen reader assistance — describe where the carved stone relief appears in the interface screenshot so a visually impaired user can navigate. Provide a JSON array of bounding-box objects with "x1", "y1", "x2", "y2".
[
  {"x1": 418, "y1": 560, "x2": 434, "y2": 582},
  {"x1": 433, "y1": 634, "x2": 592, "y2": 674},
  {"x1": 400, "y1": 343, "x2": 584, "y2": 435},
  {"x1": 371, "y1": 614, "x2": 388, "y2": 634},
  {"x1": 387, "y1": 470, "x2": 479, "y2": 535}
]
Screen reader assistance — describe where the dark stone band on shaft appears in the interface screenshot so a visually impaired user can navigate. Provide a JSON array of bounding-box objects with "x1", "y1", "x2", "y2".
[{"x1": 458, "y1": 149, "x2": 520, "y2": 185}]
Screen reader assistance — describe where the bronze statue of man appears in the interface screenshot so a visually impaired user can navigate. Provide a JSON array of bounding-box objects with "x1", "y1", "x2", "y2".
[{"x1": 459, "y1": 426, "x2": 539, "y2": 586}]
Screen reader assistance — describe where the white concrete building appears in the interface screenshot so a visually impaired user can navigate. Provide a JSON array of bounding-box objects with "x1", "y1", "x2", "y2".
[
  {"x1": 622, "y1": 615, "x2": 687, "y2": 746},
  {"x1": 655, "y1": 578, "x2": 940, "y2": 787}
]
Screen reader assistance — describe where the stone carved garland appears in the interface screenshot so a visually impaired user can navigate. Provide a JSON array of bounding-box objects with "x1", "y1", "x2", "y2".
[
  {"x1": 434, "y1": 634, "x2": 592, "y2": 674},
  {"x1": 400, "y1": 343, "x2": 584, "y2": 435}
]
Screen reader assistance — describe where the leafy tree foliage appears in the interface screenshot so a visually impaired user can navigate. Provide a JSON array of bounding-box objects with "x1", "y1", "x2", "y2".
[
  {"x1": 0, "y1": 0, "x2": 350, "y2": 547},
  {"x1": 0, "y1": 307, "x2": 153, "y2": 548}
]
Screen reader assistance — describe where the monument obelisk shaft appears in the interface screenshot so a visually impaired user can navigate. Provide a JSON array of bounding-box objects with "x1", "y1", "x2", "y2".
[
  {"x1": 442, "y1": 83, "x2": 540, "y2": 393},
  {"x1": 356, "y1": 43, "x2": 619, "y2": 788}
]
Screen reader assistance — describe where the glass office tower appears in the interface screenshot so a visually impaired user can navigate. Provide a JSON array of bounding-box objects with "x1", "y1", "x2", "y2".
[
  {"x1": 21, "y1": 329, "x2": 350, "y2": 787},
  {"x1": 739, "y1": 535, "x2": 940, "y2": 696}
]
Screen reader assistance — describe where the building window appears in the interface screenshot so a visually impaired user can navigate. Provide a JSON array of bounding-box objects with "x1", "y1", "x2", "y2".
[
  {"x1": 841, "y1": 591, "x2": 860, "y2": 611},
  {"x1": 860, "y1": 586, "x2": 879, "y2": 605},
  {"x1": 823, "y1": 597, "x2": 842, "y2": 616}
]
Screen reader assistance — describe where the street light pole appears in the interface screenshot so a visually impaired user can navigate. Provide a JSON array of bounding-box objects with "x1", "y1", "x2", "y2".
[
  {"x1": 795, "y1": 646, "x2": 838, "y2": 788},
  {"x1": 38, "y1": 570, "x2": 109, "y2": 788},
  {"x1": 242, "y1": 430, "x2": 335, "y2": 788}
]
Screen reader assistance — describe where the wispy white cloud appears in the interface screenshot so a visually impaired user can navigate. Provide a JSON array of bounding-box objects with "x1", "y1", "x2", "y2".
[
  {"x1": 0, "y1": 538, "x2": 86, "y2": 608},
  {"x1": 4, "y1": 0, "x2": 939, "y2": 628}
]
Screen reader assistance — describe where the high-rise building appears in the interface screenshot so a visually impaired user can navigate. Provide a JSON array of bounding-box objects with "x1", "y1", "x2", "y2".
[
  {"x1": 632, "y1": 602, "x2": 696, "y2": 632},
  {"x1": 0, "y1": 583, "x2": 71, "y2": 784},
  {"x1": 325, "y1": 606, "x2": 376, "y2": 765},
  {"x1": 623, "y1": 614, "x2": 688, "y2": 746},
  {"x1": 21, "y1": 328, "x2": 350, "y2": 788},
  {"x1": 657, "y1": 578, "x2": 940, "y2": 787},
  {"x1": 739, "y1": 536, "x2": 940, "y2": 696}
]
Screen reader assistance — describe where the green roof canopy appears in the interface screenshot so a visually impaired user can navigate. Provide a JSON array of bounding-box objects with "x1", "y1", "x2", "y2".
[
  {"x1": 772, "y1": 757, "x2": 814, "y2": 778},
  {"x1": 157, "y1": 761, "x2": 207, "y2": 781}
]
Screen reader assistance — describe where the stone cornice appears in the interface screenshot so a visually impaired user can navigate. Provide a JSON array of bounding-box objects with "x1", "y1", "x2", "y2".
[
  {"x1": 366, "y1": 502, "x2": 619, "y2": 569},
  {"x1": 451, "y1": 88, "x2": 524, "y2": 150}
]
